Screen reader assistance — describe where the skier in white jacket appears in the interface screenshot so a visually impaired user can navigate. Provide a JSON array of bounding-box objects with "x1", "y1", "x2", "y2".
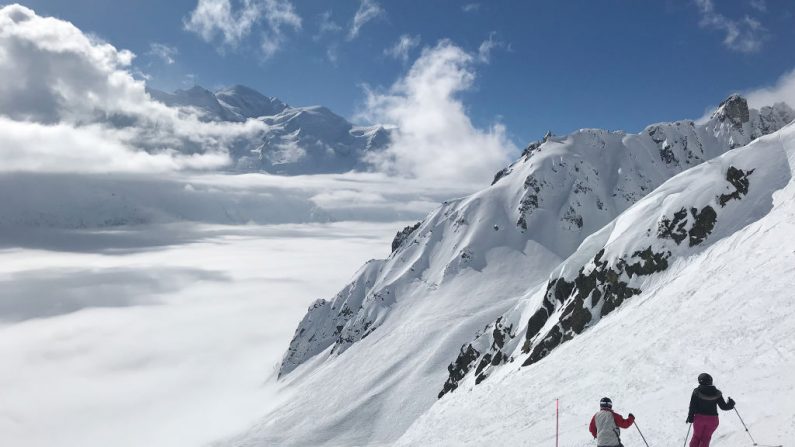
[{"x1": 589, "y1": 397, "x2": 635, "y2": 447}]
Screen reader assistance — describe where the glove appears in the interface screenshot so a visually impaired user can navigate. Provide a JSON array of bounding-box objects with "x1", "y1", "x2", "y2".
[
  {"x1": 686, "y1": 415, "x2": 693, "y2": 424},
  {"x1": 628, "y1": 413, "x2": 635, "y2": 419},
  {"x1": 728, "y1": 397, "x2": 735, "y2": 408}
]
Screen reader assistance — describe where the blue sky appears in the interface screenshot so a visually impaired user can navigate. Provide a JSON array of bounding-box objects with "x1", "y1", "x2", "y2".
[{"x1": 18, "y1": 0, "x2": 795, "y2": 146}]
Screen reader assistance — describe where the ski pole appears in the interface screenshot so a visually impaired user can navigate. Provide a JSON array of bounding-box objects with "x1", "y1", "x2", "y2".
[
  {"x1": 733, "y1": 407, "x2": 783, "y2": 447},
  {"x1": 683, "y1": 423, "x2": 691, "y2": 447},
  {"x1": 634, "y1": 420, "x2": 650, "y2": 447},
  {"x1": 734, "y1": 407, "x2": 758, "y2": 445}
]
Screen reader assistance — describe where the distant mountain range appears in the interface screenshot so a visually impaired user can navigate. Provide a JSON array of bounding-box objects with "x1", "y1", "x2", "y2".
[{"x1": 148, "y1": 85, "x2": 391, "y2": 175}]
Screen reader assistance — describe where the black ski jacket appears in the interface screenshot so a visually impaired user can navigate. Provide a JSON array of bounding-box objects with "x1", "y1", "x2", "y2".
[{"x1": 687, "y1": 385, "x2": 734, "y2": 420}]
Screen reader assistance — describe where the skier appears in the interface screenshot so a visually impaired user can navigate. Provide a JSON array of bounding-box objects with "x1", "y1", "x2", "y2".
[
  {"x1": 686, "y1": 373, "x2": 735, "y2": 447},
  {"x1": 589, "y1": 397, "x2": 635, "y2": 447}
]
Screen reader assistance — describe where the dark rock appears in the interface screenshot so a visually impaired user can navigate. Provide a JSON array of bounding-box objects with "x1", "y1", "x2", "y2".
[
  {"x1": 438, "y1": 344, "x2": 480, "y2": 398},
  {"x1": 522, "y1": 244, "x2": 671, "y2": 368},
  {"x1": 718, "y1": 166, "x2": 754, "y2": 207},
  {"x1": 658, "y1": 208, "x2": 689, "y2": 244},
  {"x1": 688, "y1": 206, "x2": 717, "y2": 247},
  {"x1": 712, "y1": 94, "x2": 750, "y2": 127},
  {"x1": 391, "y1": 221, "x2": 421, "y2": 252},
  {"x1": 491, "y1": 167, "x2": 511, "y2": 185}
]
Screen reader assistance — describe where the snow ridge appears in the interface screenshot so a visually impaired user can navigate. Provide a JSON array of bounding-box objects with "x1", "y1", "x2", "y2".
[
  {"x1": 396, "y1": 121, "x2": 795, "y2": 446},
  {"x1": 279, "y1": 95, "x2": 793, "y2": 380}
]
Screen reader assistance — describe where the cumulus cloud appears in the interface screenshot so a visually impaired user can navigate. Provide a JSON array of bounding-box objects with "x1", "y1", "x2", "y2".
[
  {"x1": 147, "y1": 42, "x2": 178, "y2": 64},
  {"x1": 348, "y1": 0, "x2": 385, "y2": 40},
  {"x1": 745, "y1": 68, "x2": 795, "y2": 109},
  {"x1": 0, "y1": 4, "x2": 265, "y2": 173},
  {"x1": 184, "y1": 0, "x2": 301, "y2": 58},
  {"x1": 359, "y1": 40, "x2": 515, "y2": 184},
  {"x1": 384, "y1": 34, "x2": 420, "y2": 62},
  {"x1": 694, "y1": 0, "x2": 767, "y2": 53}
]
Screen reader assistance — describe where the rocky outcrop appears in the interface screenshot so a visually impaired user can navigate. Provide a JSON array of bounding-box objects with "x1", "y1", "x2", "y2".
[
  {"x1": 392, "y1": 222, "x2": 422, "y2": 252},
  {"x1": 713, "y1": 94, "x2": 750, "y2": 128},
  {"x1": 438, "y1": 158, "x2": 768, "y2": 397}
]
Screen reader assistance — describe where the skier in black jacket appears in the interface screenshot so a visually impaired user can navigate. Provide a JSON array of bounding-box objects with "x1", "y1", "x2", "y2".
[{"x1": 686, "y1": 373, "x2": 735, "y2": 447}]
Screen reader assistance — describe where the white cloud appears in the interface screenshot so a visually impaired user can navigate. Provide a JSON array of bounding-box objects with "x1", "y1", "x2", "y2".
[
  {"x1": 745, "y1": 67, "x2": 795, "y2": 109},
  {"x1": 184, "y1": 0, "x2": 301, "y2": 59},
  {"x1": 694, "y1": 0, "x2": 767, "y2": 53},
  {"x1": 147, "y1": 42, "x2": 178, "y2": 64},
  {"x1": 359, "y1": 40, "x2": 515, "y2": 184},
  {"x1": 477, "y1": 31, "x2": 506, "y2": 63},
  {"x1": 749, "y1": 0, "x2": 767, "y2": 13},
  {"x1": 0, "y1": 4, "x2": 266, "y2": 174},
  {"x1": 315, "y1": 10, "x2": 342, "y2": 40},
  {"x1": 348, "y1": 0, "x2": 385, "y2": 40},
  {"x1": 384, "y1": 34, "x2": 420, "y2": 63},
  {"x1": 462, "y1": 3, "x2": 480, "y2": 13},
  {"x1": 326, "y1": 43, "x2": 339, "y2": 64},
  {"x1": 0, "y1": 118, "x2": 230, "y2": 173}
]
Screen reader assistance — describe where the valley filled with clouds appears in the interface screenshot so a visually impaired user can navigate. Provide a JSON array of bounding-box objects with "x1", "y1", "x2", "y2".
[{"x1": 2, "y1": 1, "x2": 795, "y2": 446}]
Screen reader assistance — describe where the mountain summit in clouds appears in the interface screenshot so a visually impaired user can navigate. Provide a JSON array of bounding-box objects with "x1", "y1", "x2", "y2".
[{"x1": 149, "y1": 84, "x2": 392, "y2": 175}]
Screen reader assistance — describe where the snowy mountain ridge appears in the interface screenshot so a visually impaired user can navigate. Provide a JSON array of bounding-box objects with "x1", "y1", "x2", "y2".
[
  {"x1": 148, "y1": 85, "x2": 391, "y2": 174},
  {"x1": 278, "y1": 95, "x2": 793, "y2": 378},
  {"x1": 396, "y1": 121, "x2": 795, "y2": 446},
  {"x1": 219, "y1": 95, "x2": 792, "y2": 447}
]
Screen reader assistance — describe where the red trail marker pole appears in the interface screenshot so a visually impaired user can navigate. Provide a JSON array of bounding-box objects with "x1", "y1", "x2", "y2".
[{"x1": 555, "y1": 398, "x2": 559, "y2": 447}]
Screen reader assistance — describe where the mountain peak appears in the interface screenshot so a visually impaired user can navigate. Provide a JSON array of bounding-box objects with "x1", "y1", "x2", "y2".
[
  {"x1": 711, "y1": 94, "x2": 750, "y2": 126},
  {"x1": 214, "y1": 84, "x2": 288, "y2": 119}
]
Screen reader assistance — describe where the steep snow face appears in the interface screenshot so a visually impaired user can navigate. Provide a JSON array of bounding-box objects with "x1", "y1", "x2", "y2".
[
  {"x1": 397, "y1": 122, "x2": 795, "y2": 446},
  {"x1": 441, "y1": 123, "x2": 792, "y2": 397},
  {"x1": 148, "y1": 85, "x2": 392, "y2": 174},
  {"x1": 280, "y1": 96, "x2": 793, "y2": 379},
  {"x1": 221, "y1": 97, "x2": 791, "y2": 446}
]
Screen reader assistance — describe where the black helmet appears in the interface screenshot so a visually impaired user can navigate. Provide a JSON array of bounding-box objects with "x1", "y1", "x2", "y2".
[
  {"x1": 599, "y1": 397, "x2": 612, "y2": 408},
  {"x1": 698, "y1": 373, "x2": 713, "y2": 386}
]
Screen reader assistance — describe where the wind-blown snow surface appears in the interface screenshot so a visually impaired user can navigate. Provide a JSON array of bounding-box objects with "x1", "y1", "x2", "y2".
[
  {"x1": 226, "y1": 97, "x2": 793, "y2": 447},
  {"x1": 397, "y1": 123, "x2": 795, "y2": 446}
]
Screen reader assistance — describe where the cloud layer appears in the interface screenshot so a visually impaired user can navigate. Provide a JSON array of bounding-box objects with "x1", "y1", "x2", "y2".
[
  {"x1": 360, "y1": 40, "x2": 515, "y2": 184},
  {"x1": 0, "y1": 4, "x2": 265, "y2": 173}
]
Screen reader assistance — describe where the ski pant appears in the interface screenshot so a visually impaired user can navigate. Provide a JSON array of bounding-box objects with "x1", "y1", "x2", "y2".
[{"x1": 690, "y1": 414, "x2": 719, "y2": 447}]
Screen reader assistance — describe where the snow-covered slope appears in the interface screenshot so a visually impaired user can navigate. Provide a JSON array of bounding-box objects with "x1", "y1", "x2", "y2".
[
  {"x1": 397, "y1": 121, "x2": 795, "y2": 446},
  {"x1": 221, "y1": 96, "x2": 792, "y2": 446},
  {"x1": 148, "y1": 85, "x2": 391, "y2": 174}
]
